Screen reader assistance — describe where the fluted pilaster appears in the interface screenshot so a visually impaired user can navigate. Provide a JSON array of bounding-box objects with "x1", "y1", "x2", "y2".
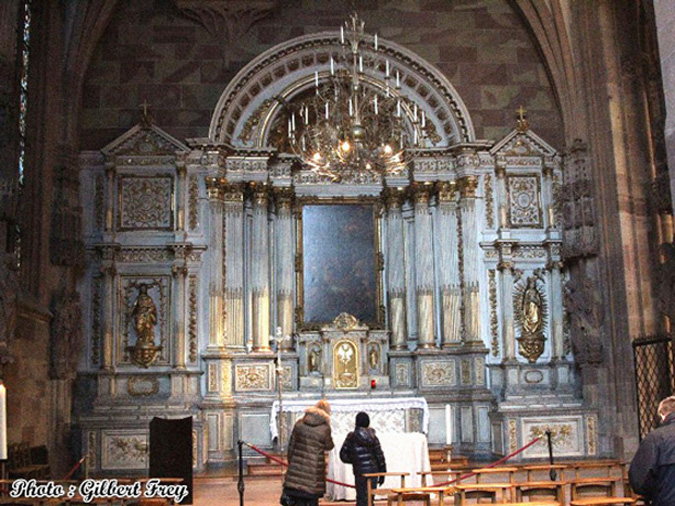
[
  {"x1": 250, "y1": 183, "x2": 271, "y2": 352},
  {"x1": 222, "y1": 182, "x2": 245, "y2": 349},
  {"x1": 548, "y1": 260, "x2": 565, "y2": 359},
  {"x1": 459, "y1": 175, "x2": 481, "y2": 342},
  {"x1": 274, "y1": 187, "x2": 295, "y2": 349},
  {"x1": 206, "y1": 177, "x2": 226, "y2": 348},
  {"x1": 497, "y1": 259, "x2": 516, "y2": 360},
  {"x1": 411, "y1": 183, "x2": 436, "y2": 348},
  {"x1": 383, "y1": 187, "x2": 408, "y2": 349},
  {"x1": 437, "y1": 181, "x2": 462, "y2": 347}
]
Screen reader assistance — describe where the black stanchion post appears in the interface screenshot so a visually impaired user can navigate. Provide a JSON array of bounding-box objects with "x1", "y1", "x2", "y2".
[
  {"x1": 545, "y1": 430, "x2": 556, "y2": 481},
  {"x1": 237, "y1": 440, "x2": 245, "y2": 506}
]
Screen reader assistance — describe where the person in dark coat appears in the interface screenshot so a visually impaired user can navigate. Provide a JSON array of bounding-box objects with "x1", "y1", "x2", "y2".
[
  {"x1": 629, "y1": 395, "x2": 675, "y2": 506},
  {"x1": 339, "y1": 412, "x2": 387, "y2": 506},
  {"x1": 283, "y1": 399, "x2": 334, "y2": 506}
]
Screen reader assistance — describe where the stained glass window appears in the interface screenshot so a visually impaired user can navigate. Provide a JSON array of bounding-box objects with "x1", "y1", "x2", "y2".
[{"x1": 18, "y1": 0, "x2": 32, "y2": 184}]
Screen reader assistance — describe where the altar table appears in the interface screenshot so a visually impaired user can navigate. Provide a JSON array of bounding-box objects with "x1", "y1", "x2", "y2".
[
  {"x1": 270, "y1": 397, "x2": 430, "y2": 440},
  {"x1": 326, "y1": 432, "x2": 431, "y2": 501}
]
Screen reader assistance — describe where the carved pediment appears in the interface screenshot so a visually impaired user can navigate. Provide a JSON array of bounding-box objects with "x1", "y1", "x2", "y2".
[
  {"x1": 102, "y1": 124, "x2": 190, "y2": 158},
  {"x1": 490, "y1": 128, "x2": 557, "y2": 160}
]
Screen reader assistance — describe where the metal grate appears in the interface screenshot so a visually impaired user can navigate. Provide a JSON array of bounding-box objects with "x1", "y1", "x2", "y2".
[{"x1": 632, "y1": 334, "x2": 675, "y2": 440}]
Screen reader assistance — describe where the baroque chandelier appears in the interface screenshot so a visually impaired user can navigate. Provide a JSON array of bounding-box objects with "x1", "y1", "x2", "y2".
[{"x1": 287, "y1": 13, "x2": 427, "y2": 182}]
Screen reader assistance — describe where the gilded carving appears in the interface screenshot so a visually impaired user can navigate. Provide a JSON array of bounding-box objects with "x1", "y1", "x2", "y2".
[
  {"x1": 333, "y1": 312, "x2": 360, "y2": 332},
  {"x1": 528, "y1": 424, "x2": 572, "y2": 446},
  {"x1": 488, "y1": 270, "x2": 499, "y2": 357},
  {"x1": 189, "y1": 175, "x2": 199, "y2": 230},
  {"x1": 508, "y1": 419, "x2": 517, "y2": 453},
  {"x1": 484, "y1": 175, "x2": 494, "y2": 228},
  {"x1": 126, "y1": 284, "x2": 162, "y2": 368},
  {"x1": 221, "y1": 363, "x2": 231, "y2": 393},
  {"x1": 127, "y1": 377, "x2": 159, "y2": 397},
  {"x1": 119, "y1": 248, "x2": 172, "y2": 263},
  {"x1": 586, "y1": 416, "x2": 597, "y2": 456},
  {"x1": 395, "y1": 363, "x2": 410, "y2": 386},
  {"x1": 102, "y1": 434, "x2": 148, "y2": 470},
  {"x1": 235, "y1": 364, "x2": 272, "y2": 391},
  {"x1": 458, "y1": 176, "x2": 478, "y2": 198},
  {"x1": 475, "y1": 357, "x2": 485, "y2": 385},
  {"x1": 421, "y1": 360, "x2": 456, "y2": 387},
  {"x1": 460, "y1": 359, "x2": 471, "y2": 385},
  {"x1": 514, "y1": 275, "x2": 547, "y2": 363},
  {"x1": 507, "y1": 175, "x2": 541, "y2": 227},
  {"x1": 188, "y1": 275, "x2": 198, "y2": 363},
  {"x1": 333, "y1": 340, "x2": 359, "y2": 389},
  {"x1": 119, "y1": 176, "x2": 173, "y2": 230}
]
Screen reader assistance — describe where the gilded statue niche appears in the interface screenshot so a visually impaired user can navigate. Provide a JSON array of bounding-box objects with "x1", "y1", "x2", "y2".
[
  {"x1": 514, "y1": 275, "x2": 548, "y2": 363},
  {"x1": 332, "y1": 339, "x2": 359, "y2": 389}
]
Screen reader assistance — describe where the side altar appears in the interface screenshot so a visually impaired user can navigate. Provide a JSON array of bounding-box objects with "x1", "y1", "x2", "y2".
[{"x1": 75, "y1": 29, "x2": 600, "y2": 475}]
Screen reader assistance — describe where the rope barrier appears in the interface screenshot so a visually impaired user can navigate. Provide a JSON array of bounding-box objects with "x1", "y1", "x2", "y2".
[
  {"x1": 242, "y1": 435, "x2": 543, "y2": 491},
  {"x1": 430, "y1": 436, "x2": 543, "y2": 488},
  {"x1": 242, "y1": 441, "x2": 356, "y2": 488},
  {"x1": 62, "y1": 456, "x2": 87, "y2": 481}
]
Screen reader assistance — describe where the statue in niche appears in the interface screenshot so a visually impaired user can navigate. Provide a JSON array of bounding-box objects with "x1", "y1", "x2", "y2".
[
  {"x1": 516, "y1": 276, "x2": 547, "y2": 363},
  {"x1": 132, "y1": 284, "x2": 157, "y2": 345},
  {"x1": 368, "y1": 345, "x2": 379, "y2": 371},
  {"x1": 126, "y1": 283, "x2": 162, "y2": 368},
  {"x1": 522, "y1": 277, "x2": 543, "y2": 336},
  {"x1": 308, "y1": 345, "x2": 321, "y2": 374}
]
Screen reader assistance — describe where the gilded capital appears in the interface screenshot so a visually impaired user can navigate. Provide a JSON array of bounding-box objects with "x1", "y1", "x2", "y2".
[
  {"x1": 497, "y1": 260, "x2": 515, "y2": 272},
  {"x1": 458, "y1": 176, "x2": 478, "y2": 198},
  {"x1": 436, "y1": 181, "x2": 457, "y2": 203},
  {"x1": 409, "y1": 182, "x2": 435, "y2": 205},
  {"x1": 381, "y1": 187, "x2": 406, "y2": 210},
  {"x1": 205, "y1": 176, "x2": 227, "y2": 200},
  {"x1": 246, "y1": 181, "x2": 269, "y2": 206},
  {"x1": 273, "y1": 187, "x2": 295, "y2": 211}
]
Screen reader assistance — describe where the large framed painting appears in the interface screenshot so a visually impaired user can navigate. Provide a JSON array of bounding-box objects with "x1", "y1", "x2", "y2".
[{"x1": 296, "y1": 202, "x2": 383, "y2": 330}]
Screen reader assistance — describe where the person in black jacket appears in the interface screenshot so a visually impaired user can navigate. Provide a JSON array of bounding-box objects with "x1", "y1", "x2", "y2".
[
  {"x1": 629, "y1": 395, "x2": 675, "y2": 506},
  {"x1": 339, "y1": 412, "x2": 386, "y2": 506}
]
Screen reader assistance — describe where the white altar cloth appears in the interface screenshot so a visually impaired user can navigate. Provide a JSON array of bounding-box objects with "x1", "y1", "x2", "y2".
[
  {"x1": 270, "y1": 397, "x2": 430, "y2": 439},
  {"x1": 326, "y1": 432, "x2": 431, "y2": 500}
]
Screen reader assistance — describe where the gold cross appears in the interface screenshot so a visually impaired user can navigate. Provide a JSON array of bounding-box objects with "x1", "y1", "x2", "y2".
[
  {"x1": 516, "y1": 105, "x2": 529, "y2": 132},
  {"x1": 517, "y1": 105, "x2": 526, "y2": 122},
  {"x1": 140, "y1": 101, "x2": 151, "y2": 116},
  {"x1": 140, "y1": 101, "x2": 152, "y2": 127}
]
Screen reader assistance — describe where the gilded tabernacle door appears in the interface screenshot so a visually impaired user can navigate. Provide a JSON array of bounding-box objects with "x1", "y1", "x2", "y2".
[{"x1": 295, "y1": 201, "x2": 384, "y2": 330}]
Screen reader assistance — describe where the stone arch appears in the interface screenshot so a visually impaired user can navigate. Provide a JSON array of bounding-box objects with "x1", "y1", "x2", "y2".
[{"x1": 209, "y1": 31, "x2": 475, "y2": 148}]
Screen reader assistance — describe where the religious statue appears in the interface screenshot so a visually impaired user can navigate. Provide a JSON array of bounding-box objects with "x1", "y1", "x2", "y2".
[
  {"x1": 131, "y1": 284, "x2": 157, "y2": 345},
  {"x1": 126, "y1": 283, "x2": 162, "y2": 368},
  {"x1": 50, "y1": 290, "x2": 82, "y2": 380},
  {"x1": 368, "y1": 345, "x2": 379, "y2": 371},
  {"x1": 308, "y1": 345, "x2": 321, "y2": 373},
  {"x1": 517, "y1": 276, "x2": 546, "y2": 363},
  {"x1": 522, "y1": 277, "x2": 543, "y2": 336}
]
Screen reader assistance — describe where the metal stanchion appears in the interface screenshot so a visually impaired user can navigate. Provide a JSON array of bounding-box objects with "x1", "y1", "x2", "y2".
[
  {"x1": 546, "y1": 429, "x2": 557, "y2": 481},
  {"x1": 237, "y1": 440, "x2": 244, "y2": 506}
]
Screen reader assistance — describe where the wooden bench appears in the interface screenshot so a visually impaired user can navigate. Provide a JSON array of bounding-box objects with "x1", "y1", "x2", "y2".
[
  {"x1": 387, "y1": 486, "x2": 453, "y2": 506},
  {"x1": 418, "y1": 470, "x2": 465, "y2": 487},
  {"x1": 515, "y1": 480, "x2": 566, "y2": 504},
  {"x1": 569, "y1": 498, "x2": 636, "y2": 506},
  {"x1": 522, "y1": 464, "x2": 568, "y2": 481},
  {"x1": 570, "y1": 476, "x2": 621, "y2": 500},
  {"x1": 453, "y1": 482, "x2": 513, "y2": 504},
  {"x1": 363, "y1": 472, "x2": 413, "y2": 506},
  {"x1": 7, "y1": 443, "x2": 50, "y2": 480}
]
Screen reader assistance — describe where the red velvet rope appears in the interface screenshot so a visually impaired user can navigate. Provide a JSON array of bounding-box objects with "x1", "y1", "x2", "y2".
[
  {"x1": 62, "y1": 456, "x2": 87, "y2": 481},
  {"x1": 431, "y1": 436, "x2": 543, "y2": 488},
  {"x1": 243, "y1": 441, "x2": 356, "y2": 488},
  {"x1": 243, "y1": 436, "x2": 542, "y2": 491}
]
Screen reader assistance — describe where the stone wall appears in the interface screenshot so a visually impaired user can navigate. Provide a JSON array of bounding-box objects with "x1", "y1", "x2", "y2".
[{"x1": 79, "y1": 0, "x2": 563, "y2": 150}]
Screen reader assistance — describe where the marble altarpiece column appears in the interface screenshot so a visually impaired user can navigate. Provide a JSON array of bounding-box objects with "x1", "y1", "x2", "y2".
[
  {"x1": 274, "y1": 188, "x2": 295, "y2": 348},
  {"x1": 206, "y1": 177, "x2": 226, "y2": 349},
  {"x1": 383, "y1": 187, "x2": 408, "y2": 350},
  {"x1": 459, "y1": 173, "x2": 481, "y2": 343},
  {"x1": 411, "y1": 184, "x2": 437, "y2": 348},
  {"x1": 223, "y1": 182, "x2": 245, "y2": 350},
  {"x1": 249, "y1": 183, "x2": 271, "y2": 352},
  {"x1": 436, "y1": 181, "x2": 462, "y2": 347}
]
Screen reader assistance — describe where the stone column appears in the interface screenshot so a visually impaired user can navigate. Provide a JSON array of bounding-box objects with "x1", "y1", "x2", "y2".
[
  {"x1": 412, "y1": 184, "x2": 436, "y2": 348},
  {"x1": 206, "y1": 177, "x2": 226, "y2": 349},
  {"x1": 497, "y1": 258, "x2": 516, "y2": 360},
  {"x1": 548, "y1": 260, "x2": 565, "y2": 359},
  {"x1": 172, "y1": 248, "x2": 188, "y2": 370},
  {"x1": 436, "y1": 181, "x2": 462, "y2": 347},
  {"x1": 383, "y1": 188, "x2": 407, "y2": 350},
  {"x1": 250, "y1": 183, "x2": 271, "y2": 352},
  {"x1": 459, "y1": 174, "x2": 481, "y2": 343},
  {"x1": 100, "y1": 249, "x2": 115, "y2": 371},
  {"x1": 274, "y1": 187, "x2": 294, "y2": 348},
  {"x1": 223, "y1": 183, "x2": 245, "y2": 349}
]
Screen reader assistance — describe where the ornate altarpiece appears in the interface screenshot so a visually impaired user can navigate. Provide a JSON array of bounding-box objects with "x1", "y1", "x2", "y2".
[{"x1": 76, "y1": 31, "x2": 597, "y2": 473}]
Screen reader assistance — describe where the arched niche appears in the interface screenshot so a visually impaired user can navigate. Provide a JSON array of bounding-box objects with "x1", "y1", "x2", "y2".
[{"x1": 209, "y1": 31, "x2": 475, "y2": 149}]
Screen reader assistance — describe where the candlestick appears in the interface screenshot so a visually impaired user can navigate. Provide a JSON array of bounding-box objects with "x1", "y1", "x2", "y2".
[
  {"x1": 0, "y1": 382, "x2": 6, "y2": 460},
  {"x1": 314, "y1": 71, "x2": 319, "y2": 88},
  {"x1": 445, "y1": 404, "x2": 452, "y2": 445},
  {"x1": 374, "y1": 33, "x2": 378, "y2": 51},
  {"x1": 385, "y1": 60, "x2": 390, "y2": 77},
  {"x1": 330, "y1": 57, "x2": 334, "y2": 76},
  {"x1": 341, "y1": 26, "x2": 344, "y2": 44},
  {"x1": 396, "y1": 71, "x2": 400, "y2": 88},
  {"x1": 359, "y1": 56, "x2": 363, "y2": 73},
  {"x1": 548, "y1": 206, "x2": 555, "y2": 228}
]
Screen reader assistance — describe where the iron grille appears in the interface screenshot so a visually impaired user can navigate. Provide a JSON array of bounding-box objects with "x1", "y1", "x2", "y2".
[{"x1": 632, "y1": 334, "x2": 675, "y2": 440}]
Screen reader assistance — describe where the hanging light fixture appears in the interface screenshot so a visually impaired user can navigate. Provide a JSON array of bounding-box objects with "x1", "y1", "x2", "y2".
[{"x1": 287, "y1": 13, "x2": 426, "y2": 182}]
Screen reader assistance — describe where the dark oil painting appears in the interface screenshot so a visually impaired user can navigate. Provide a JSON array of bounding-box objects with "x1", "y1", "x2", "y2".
[{"x1": 302, "y1": 204, "x2": 377, "y2": 325}]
